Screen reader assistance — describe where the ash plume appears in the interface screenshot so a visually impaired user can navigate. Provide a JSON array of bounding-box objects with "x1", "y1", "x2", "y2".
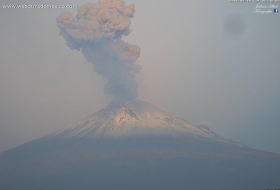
[{"x1": 57, "y1": 0, "x2": 141, "y2": 104}]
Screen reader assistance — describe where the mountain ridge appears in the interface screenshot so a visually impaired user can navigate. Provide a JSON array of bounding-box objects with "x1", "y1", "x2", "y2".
[
  {"x1": 1, "y1": 100, "x2": 280, "y2": 190},
  {"x1": 47, "y1": 100, "x2": 247, "y2": 148}
]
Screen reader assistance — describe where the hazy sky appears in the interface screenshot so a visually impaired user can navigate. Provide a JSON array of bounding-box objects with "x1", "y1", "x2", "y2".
[{"x1": 1, "y1": 0, "x2": 280, "y2": 153}]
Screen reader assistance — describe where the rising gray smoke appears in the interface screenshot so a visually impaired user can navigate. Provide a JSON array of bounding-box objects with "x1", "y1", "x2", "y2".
[{"x1": 57, "y1": 0, "x2": 141, "y2": 104}]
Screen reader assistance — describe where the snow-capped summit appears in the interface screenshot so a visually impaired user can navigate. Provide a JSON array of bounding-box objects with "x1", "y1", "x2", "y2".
[{"x1": 49, "y1": 100, "x2": 240, "y2": 146}]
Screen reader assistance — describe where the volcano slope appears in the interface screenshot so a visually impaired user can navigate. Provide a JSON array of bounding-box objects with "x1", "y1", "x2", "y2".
[{"x1": 1, "y1": 101, "x2": 280, "y2": 190}]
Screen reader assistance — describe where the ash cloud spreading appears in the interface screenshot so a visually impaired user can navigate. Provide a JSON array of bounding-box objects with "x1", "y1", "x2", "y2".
[{"x1": 57, "y1": 0, "x2": 141, "y2": 104}]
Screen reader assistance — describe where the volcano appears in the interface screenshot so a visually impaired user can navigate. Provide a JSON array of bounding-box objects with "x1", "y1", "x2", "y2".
[{"x1": 1, "y1": 101, "x2": 280, "y2": 190}]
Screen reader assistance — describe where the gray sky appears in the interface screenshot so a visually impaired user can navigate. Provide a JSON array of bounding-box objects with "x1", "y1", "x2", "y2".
[{"x1": 1, "y1": 0, "x2": 280, "y2": 153}]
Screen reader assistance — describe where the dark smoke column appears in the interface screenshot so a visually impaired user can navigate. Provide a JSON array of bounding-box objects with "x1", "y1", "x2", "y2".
[{"x1": 57, "y1": 0, "x2": 141, "y2": 104}]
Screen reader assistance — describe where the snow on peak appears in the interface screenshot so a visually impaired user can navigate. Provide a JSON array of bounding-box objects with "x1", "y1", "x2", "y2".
[{"x1": 48, "y1": 101, "x2": 240, "y2": 146}]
